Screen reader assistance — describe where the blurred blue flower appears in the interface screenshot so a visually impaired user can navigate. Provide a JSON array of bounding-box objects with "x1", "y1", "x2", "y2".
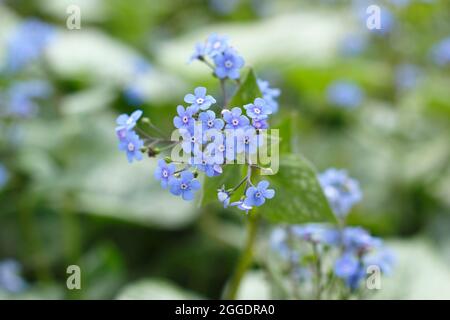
[
  {"x1": 431, "y1": 37, "x2": 450, "y2": 66},
  {"x1": 327, "y1": 81, "x2": 364, "y2": 109},
  {"x1": 252, "y1": 118, "x2": 268, "y2": 130},
  {"x1": 342, "y1": 227, "x2": 381, "y2": 253},
  {"x1": 244, "y1": 180, "x2": 275, "y2": 207},
  {"x1": 223, "y1": 107, "x2": 250, "y2": 129},
  {"x1": 236, "y1": 127, "x2": 262, "y2": 155},
  {"x1": 116, "y1": 110, "x2": 143, "y2": 132},
  {"x1": 189, "y1": 42, "x2": 209, "y2": 63},
  {"x1": 364, "y1": 248, "x2": 395, "y2": 275},
  {"x1": 1, "y1": 80, "x2": 51, "y2": 117},
  {"x1": 123, "y1": 85, "x2": 145, "y2": 107},
  {"x1": 319, "y1": 168, "x2": 362, "y2": 218},
  {"x1": 217, "y1": 188, "x2": 231, "y2": 208},
  {"x1": 334, "y1": 253, "x2": 360, "y2": 279},
  {"x1": 291, "y1": 224, "x2": 339, "y2": 245},
  {"x1": 209, "y1": 0, "x2": 239, "y2": 16},
  {"x1": 206, "y1": 33, "x2": 230, "y2": 57},
  {"x1": 340, "y1": 34, "x2": 368, "y2": 56},
  {"x1": 173, "y1": 105, "x2": 195, "y2": 131},
  {"x1": 244, "y1": 98, "x2": 272, "y2": 120},
  {"x1": 0, "y1": 164, "x2": 9, "y2": 189},
  {"x1": 199, "y1": 110, "x2": 224, "y2": 131},
  {"x1": 0, "y1": 259, "x2": 27, "y2": 293},
  {"x1": 257, "y1": 78, "x2": 281, "y2": 113},
  {"x1": 168, "y1": 170, "x2": 201, "y2": 201},
  {"x1": 5, "y1": 19, "x2": 55, "y2": 72},
  {"x1": 184, "y1": 87, "x2": 216, "y2": 112},
  {"x1": 154, "y1": 159, "x2": 176, "y2": 189},
  {"x1": 214, "y1": 48, "x2": 245, "y2": 80},
  {"x1": 353, "y1": 3, "x2": 395, "y2": 36},
  {"x1": 118, "y1": 130, "x2": 144, "y2": 163},
  {"x1": 395, "y1": 64, "x2": 421, "y2": 90}
]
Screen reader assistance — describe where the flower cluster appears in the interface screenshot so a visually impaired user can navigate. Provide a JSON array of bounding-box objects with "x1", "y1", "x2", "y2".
[
  {"x1": 115, "y1": 34, "x2": 277, "y2": 212},
  {"x1": 0, "y1": 259, "x2": 27, "y2": 294},
  {"x1": 189, "y1": 33, "x2": 245, "y2": 80},
  {"x1": 270, "y1": 169, "x2": 393, "y2": 298}
]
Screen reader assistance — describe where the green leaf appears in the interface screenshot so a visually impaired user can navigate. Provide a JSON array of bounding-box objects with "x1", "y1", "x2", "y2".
[
  {"x1": 200, "y1": 164, "x2": 244, "y2": 206},
  {"x1": 228, "y1": 67, "x2": 262, "y2": 107},
  {"x1": 260, "y1": 154, "x2": 336, "y2": 224}
]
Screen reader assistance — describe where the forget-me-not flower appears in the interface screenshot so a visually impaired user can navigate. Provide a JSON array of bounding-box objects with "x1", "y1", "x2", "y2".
[
  {"x1": 244, "y1": 97, "x2": 272, "y2": 120},
  {"x1": 235, "y1": 127, "x2": 262, "y2": 155},
  {"x1": 168, "y1": 170, "x2": 201, "y2": 201},
  {"x1": 173, "y1": 105, "x2": 195, "y2": 131},
  {"x1": 214, "y1": 48, "x2": 245, "y2": 80},
  {"x1": 118, "y1": 130, "x2": 144, "y2": 163},
  {"x1": 199, "y1": 110, "x2": 224, "y2": 131},
  {"x1": 154, "y1": 159, "x2": 176, "y2": 188},
  {"x1": 116, "y1": 110, "x2": 143, "y2": 132},
  {"x1": 223, "y1": 107, "x2": 250, "y2": 129},
  {"x1": 184, "y1": 87, "x2": 217, "y2": 112},
  {"x1": 327, "y1": 81, "x2": 364, "y2": 109},
  {"x1": 244, "y1": 180, "x2": 275, "y2": 207}
]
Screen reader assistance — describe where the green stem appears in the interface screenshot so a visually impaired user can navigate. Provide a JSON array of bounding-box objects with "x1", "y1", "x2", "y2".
[
  {"x1": 312, "y1": 243, "x2": 322, "y2": 300},
  {"x1": 222, "y1": 212, "x2": 259, "y2": 300}
]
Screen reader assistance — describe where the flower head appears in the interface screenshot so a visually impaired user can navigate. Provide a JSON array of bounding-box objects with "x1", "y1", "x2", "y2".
[
  {"x1": 334, "y1": 254, "x2": 365, "y2": 290},
  {"x1": 189, "y1": 42, "x2": 209, "y2": 63},
  {"x1": 199, "y1": 110, "x2": 224, "y2": 131},
  {"x1": 244, "y1": 98, "x2": 272, "y2": 120},
  {"x1": 291, "y1": 224, "x2": 338, "y2": 245},
  {"x1": 252, "y1": 119, "x2": 268, "y2": 130},
  {"x1": 184, "y1": 87, "x2": 216, "y2": 112},
  {"x1": 168, "y1": 170, "x2": 201, "y2": 201},
  {"x1": 173, "y1": 105, "x2": 195, "y2": 131},
  {"x1": 217, "y1": 187, "x2": 231, "y2": 208},
  {"x1": 154, "y1": 159, "x2": 176, "y2": 188},
  {"x1": 180, "y1": 123, "x2": 205, "y2": 153},
  {"x1": 214, "y1": 48, "x2": 245, "y2": 80},
  {"x1": 319, "y1": 168, "x2": 362, "y2": 218},
  {"x1": 244, "y1": 180, "x2": 275, "y2": 207},
  {"x1": 190, "y1": 147, "x2": 222, "y2": 177},
  {"x1": 206, "y1": 33, "x2": 229, "y2": 57},
  {"x1": 342, "y1": 227, "x2": 381, "y2": 253},
  {"x1": 223, "y1": 107, "x2": 249, "y2": 130},
  {"x1": 118, "y1": 130, "x2": 144, "y2": 163},
  {"x1": 3, "y1": 80, "x2": 51, "y2": 118},
  {"x1": 116, "y1": 110, "x2": 143, "y2": 132},
  {"x1": 235, "y1": 127, "x2": 262, "y2": 155}
]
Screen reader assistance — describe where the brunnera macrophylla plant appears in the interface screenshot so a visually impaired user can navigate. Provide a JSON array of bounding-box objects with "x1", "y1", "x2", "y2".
[
  {"x1": 270, "y1": 169, "x2": 395, "y2": 299},
  {"x1": 114, "y1": 33, "x2": 281, "y2": 213}
]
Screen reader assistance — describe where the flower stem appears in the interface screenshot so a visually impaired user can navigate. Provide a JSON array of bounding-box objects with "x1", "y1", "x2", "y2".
[{"x1": 222, "y1": 212, "x2": 259, "y2": 299}]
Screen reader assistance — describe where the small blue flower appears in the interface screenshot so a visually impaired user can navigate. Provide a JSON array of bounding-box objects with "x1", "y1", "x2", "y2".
[
  {"x1": 190, "y1": 147, "x2": 222, "y2": 177},
  {"x1": 3, "y1": 80, "x2": 51, "y2": 117},
  {"x1": 319, "y1": 168, "x2": 362, "y2": 218},
  {"x1": 5, "y1": 19, "x2": 55, "y2": 72},
  {"x1": 327, "y1": 81, "x2": 364, "y2": 109},
  {"x1": 168, "y1": 170, "x2": 201, "y2": 201},
  {"x1": 230, "y1": 200, "x2": 253, "y2": 214},
  {"x1": 118, "y1": 130, "x2": 144, "y2": 163},
  {"x1": 189, "y1": 42, "x2": 209, "y2": 63},
  {"x1": 252, "y1": 119, "x2": 269, "y2": 130},
  {"x1": 184, "y1": 87, "x2": 217, "y2": 112},
  {"x1": 154, "y1": 159, "x2": 176, "y2": 188},
  {"x1": 180, "y1": 123, "x2": 205, "y2": 153},
  {"x1": 206, "y1": 33, "x2": 230, "y2": 57},
  {"x1": 257, "y1": 78, "x2": 281, "y2": 113},
  {"x1": 291, "y1": 224, "x2": 338, "y2": 245},
  {"x1": 214, "y1": 48, "x2": 245, "y2": 80},
  {"x1": 395, "y1": 64, "x2": 421, "y2": 90},
  {"x1": 205, "y1": 133, "x2": 235, "y2": 163},
  {"x1": 364, "y1": 248, "x2": 395, "y2": 275},
  {"x1": 0, "y1": 259, "x2": 27, "y2": 293},
  {"x1": 244, "y1": 98, "x2": 272, "y2": 120},
  {"x1": 334, "y1": 254, "x2": 365, "y2": 290},
  {"x1": 173, "y1": 105, "x2": 195, "y2": 131},
  {"x1": 342, "y1": 227, "x2": 381, "y2": 253},
  {"x1": 235, "y1": 127, "x2": 262, "y2": 155},
  {"x1": 244, "y1": 180, "x2": 275, "y2": 207},
  {"x1": 0, "y1": 164, "x2": 9, "y2": 189},
  {"x1": 199, "y1": 110, "x2": 224, "y2": 131},
  {"x1": 431, "y1": 37, "x2": 450, "y2": 66},
  {"x1": 223, "y1": 107, "x2": 250, "y2": 129},
  {"x1": 116, "y1": 110, "x2": 143, "y2": 131},
  {"x1": 217, "y1": 187, "x2": 231, "y2": 208}
]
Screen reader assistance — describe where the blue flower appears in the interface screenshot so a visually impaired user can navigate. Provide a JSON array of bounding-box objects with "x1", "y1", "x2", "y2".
[
  {"x1": 327, "y1": 81, "x2": 364, "y2": 109},
  {"x1": 116, "y1": 110, "x2": 143, "y2": 131},
  {"x1": 342, "y1": 227, "x2": 381, "y2": 253},
  {"x1": 206, "y1": 33, "x2": 230, "y2": 57},
  {"x1": 154, "y1": 159, "x2": 176, "y2": 188},
  {"x1": 334, "y1": 254, "x2": 365, "y2": 290},
  {"x1": 205, "y1": 133, "x2": 235, "y2": 163},
  {"x1": 184, "y1": 87, "x2": 217, "y2": 112},
  {"x1": 180, "y1": 123, "x2": 205, "y2": 153},
  {"x1": 173, "y1": 105, "x2": 195, "y2": 131},
  {"x1": 340, "y1": 34, "x2": 367, "y2": 56},
  {"x1": 223, "y1": 107, "x2": 250, "y2": 129},
  {"x1": 395, "y1": 64, "x2": 421, "y2": 90},
  {"x1": 214, "y1": 48, "x2": 245, "y2": 80},
  {"x1": 217, "y1": 187, "x2": 231, "y2": 208},
  {"x1": 190, "y1": 147, "x2": 222, "y2": 177},
  {"x1": 199, "y1": 110, "x2": 224, "y2": 131},
  {"x1": 0, "y1": 164, "x2": 9, "y2": 189},
  {"x1": 257, "y1": 78, "x2": 281, "y2": 113},
  {"x1": 236, "y1": 127, "x2": 262, "y2": 155},
  {"x1": 189, "y1": 42, "x2": 209, "y2": 63},
  {"x1": 431, "y1": 37, "x2": 450, "y2": 66},
  {"x1": 270, "y1": 227, "x2": 292, "y2": 260},
  {"x1": 252, "y1": 119, "x2": 268, "y2": 130},
  {"x1": 0, "y1": 259, "x2": 27, "y2": 293},
  {"x1": 319, "y1": 168, "x2": 362, "y2": 218},
  {"x1": 168, "y1": 170, "x2": 201, "y2": 201},
  {"x1": 244, "y1": 98, "x2": 272, "y2": 120},
  {"x1": 244, "y1": 180, "x2": 275, "y2": 207},
  {"x1": 5, "y1": 19, "x2": 55, "y2": 72},
  {"x1": 364, "y1": 248, "x2": 395, "y2": 275},
  {"x1": 291, "y1": 224, "x2": 338, "y2": 245},
  {"x1": 230, "y1": 200, "x2": 253, "y2": 214},
  {"x1": 118, "y1": 130, "x2": 144, "y2": 163},
  {"x1": 3, "y1": 80, "x2": 51, "y2": 117}
]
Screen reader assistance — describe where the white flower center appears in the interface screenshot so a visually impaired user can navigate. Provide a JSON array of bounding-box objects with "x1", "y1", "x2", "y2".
[
  {"x1": 207, "y1": 120, "x2": 214, "y2": 127},
  {"x1": 182, "y1": 116, "x2": 189, "y2": 123},
  {"x1": 202, "y1": 159, "x2": 207, "y2": 165},
  {"x1": 254, "y1": 107, "x2": 261, "y2": 114},
  {"x1": 126, "y1": 117, "x2": 133, "y2": 125},
  {"x1": 196, "y1": 97, "x2": 204, "y2": 104},
  {"x1": 213, "y1": 41, "x2": 221, "y2": 49},
  {"x1": 162, "y1": 170, "x2": 169, "y2": 178},
  {"x1": 232, "y1": 119, "x2": 239, "y2": 126},
  {"x1": 225, "y1": 60, "x2": 233, "y2": 68},
  {"x1": 127, "y1": 142, "x2": 135, "y2": 152},
  {"x1": 218, "y1": 144, "x2": 225, "y2": 152},
  {"x1": 244, "y1": 137, "x2": 250, "y2": 144},
  {"x1": 180, "y1": 183, "x2": 188, "y2": 190},
  {"x1": 255, "y1": 191, "x2": 262, "y2": 198},
  {"x1": 191, "y1": 136, "x2": 196, "y2": 143}
]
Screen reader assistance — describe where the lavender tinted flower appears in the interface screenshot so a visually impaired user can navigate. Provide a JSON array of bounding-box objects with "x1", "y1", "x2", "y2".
[
  {"x1": 180, "y1": 123, "x2": 205, "y2": 153},
  {"x1": 244, "y1": 98, "x2": 272, "y2": 120},
  {"x1": 118, "y1": 130, "x2": 144, "y2": 163},
  {"x1": 168, "y1": 170, "x2": 201, "y2": 201},
  {"x1": 214, "y1": 48, "x2": 245, "y2": 80},
  {"x1": 184, "y1": 87, "x2": 217, "y2": 112},
  {"x1": 116, "y1": 110, "x2": 143, "y2": 132},
  {"x1": 252, "y1": 119, "x2": 269, "y2": 130},
  {"x1": 217, "y1": 187, "x2": 231, "y2": 208},
  {"x1": 206, "y1": 33, "x2": 230, "y2": 57},
  {"x1": 199, "y1": 110, "x2": 224, "y2": 131},
  {"x1": 244, "y1": 180, "x2": 275, "y2": 207},
  {"x1": 230, "y1": 200, "x2": 253, "y2": 214},
  {"x1": 173, "y1": 105, "x2": 195, "y2": 131},
  {"x1": 223, "y1": 107, "x2": 250, "y2": 130},
  {"x1": 190, "y1": 147, "x2": 222, "y2": 177},
  {"x1": 154, "y1": 159, "x2": 176, "y2": 188}
]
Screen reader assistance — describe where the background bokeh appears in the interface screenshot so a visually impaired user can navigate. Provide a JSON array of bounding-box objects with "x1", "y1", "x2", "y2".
[{"x1": 0, "y1": 0, "x2": 449, "y2": 299}]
